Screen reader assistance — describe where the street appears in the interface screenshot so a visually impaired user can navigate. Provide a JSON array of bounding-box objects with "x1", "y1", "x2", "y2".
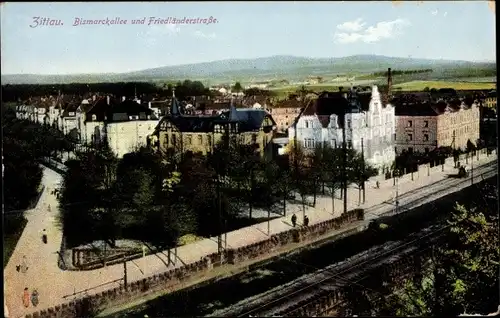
[{"x1": 3, "y1": 151, "x2": 497, "y2": 318}]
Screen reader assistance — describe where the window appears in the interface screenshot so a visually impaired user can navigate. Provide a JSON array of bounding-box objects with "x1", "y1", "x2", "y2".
[
  {"x1": 407, "y1": 133, "x2": 413, "y2": 141},
  {"x1": 208, "y1": 137, "x2": 212, "y2": 147},
  {"x1": 304, "y1": 138, "x2": 315, "y2": 148},
  {"x1": 408, "y1": 147, "x2": 414, "y2": 153},
  {"x1": 331, "y1": 139, "x2": 337, "y2": 148},
  {"x1": 305, "y1": 121, "x2": 309, "y2": 128},
  {"x1": 347, "y1": 140, "x2": 352, "y2": 149},
  {"x1": 424, "y1": 120, "x2": 429, "y2": 128},
  {"x1": 424, "y1": 134, "x2": 429, "y2": 141},
  {"x1": 347, "y1": 120, "x2": 351, "y2": 129},
  {"x1": 186, "y1": 135, "x2": 192, "y2": 145},
  {"x1": 172, "y1": 134, "x2": 177, "y2": 146},
  {"x1": 198, "y1": 135, "x2": 203, "y2": 144},
  {"x1": 407, "y1": 120, "x2": 413, "y2": 128}
]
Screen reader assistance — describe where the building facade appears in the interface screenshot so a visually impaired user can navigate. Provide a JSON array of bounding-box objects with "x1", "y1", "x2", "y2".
[
  {"x1": 288, "y1": 85, "x2": 396, "y2": 172},
  {"x1": 394, "y1": 98, "x2": 481, "y2": 153},
  {"x1": 153, "y1": 98, "x2": 276, "y2": 158},
  {"x1": 269, "y1": 98, "x2": 304, "y2": 133}
]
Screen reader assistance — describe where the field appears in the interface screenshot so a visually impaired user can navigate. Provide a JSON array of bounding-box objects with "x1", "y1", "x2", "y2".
[
  {"x1": 269, "y1": 80, "x2": 496, "y2": 98},
  {"x1": 393, "y1": 80, "x2": 496, "y2": 91}
]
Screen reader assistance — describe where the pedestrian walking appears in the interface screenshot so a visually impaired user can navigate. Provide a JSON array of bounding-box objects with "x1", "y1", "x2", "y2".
[
  {"x1": 31, "y1": 289, "x2": 39, "y2": 307},
  {"x1": 42, "y1": 229, "x2": 47, "y2": 244},
  {"x1": 304, "y1": 215, "x2": 309, "y2": 227},
  {"x1": 291, "y1": 214, "x2": 297, "y2": 227},
  {"x1": 22, "y1": 288, "x2": 30, "y2": 308},
  {"x1": 376, "y1": 181, "x2": 380, "y2": 189},
  {"x1": 20, "y1": 256, "x2": 28, "y2": 273}
]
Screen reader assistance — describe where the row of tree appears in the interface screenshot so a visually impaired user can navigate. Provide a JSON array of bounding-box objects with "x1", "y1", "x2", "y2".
[
  {"x1": 373, "y1": 69, "x2": 434, "y2": 76},
  {"x1": 343, "y1": 180, "x2": 498, "y2": 316},
  {"x1": 1, "y1": 81, "x2": 277, "y2": 103},
  {"x1": 2, "y1": 108, "x2": 74, "y2": 211},
  {"x1": 58, "y1": 130, "x2": 378, "y2": 250}
]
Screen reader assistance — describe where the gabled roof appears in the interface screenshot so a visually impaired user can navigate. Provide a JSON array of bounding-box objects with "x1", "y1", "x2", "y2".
[
  {"x1": 105, "y1": 100, "x2": 158, "y2": 122},
  {"x1": 158, "y1": 115, "x2": 227, "y2": 133},
  {"x1": 272, "y1": 98, "x2": 303, "y2": 109},
  {"x1": 222, "y1": 108, "x2": 276, "y2": 131},
  {"x1": 395, "y1": 102, "x2": 439, "y2": 116}
]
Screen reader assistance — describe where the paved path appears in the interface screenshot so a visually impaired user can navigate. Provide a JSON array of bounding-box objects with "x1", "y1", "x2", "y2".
[{"x1": 3, "y1": 150, "x2": 497, "y2": 318}]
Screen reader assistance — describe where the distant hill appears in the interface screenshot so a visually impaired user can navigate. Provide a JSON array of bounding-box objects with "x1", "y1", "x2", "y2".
[{"x1": 1, "y1": 55, "x2": 496, "y2": 85}]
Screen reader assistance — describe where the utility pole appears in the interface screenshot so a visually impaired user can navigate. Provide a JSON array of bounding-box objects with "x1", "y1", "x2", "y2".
[
  {"x1": 342, "y1": 113, "x2": 348, "y2": 215},
  {"x1": 123, "y1": 257, "x2": 128, "y2": 290},
  {"x1": 361, "y1": 137, "x2": 366, "y2": 204},
  {"x1": 470, "y1": 153, "x2": 474, "y2": 186},
  {"x1": 393, "y1": 169, "x2": 399, "y2": 215}
]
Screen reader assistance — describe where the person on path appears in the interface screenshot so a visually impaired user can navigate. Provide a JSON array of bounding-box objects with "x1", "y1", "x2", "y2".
[
  {"x1": 304, "y1": 215, "x2": 309, "y2": 227},
  {"x1": 376, "y1": 181, "x2": 380, "y2": 189},
  {"x1": 42, "y1": 229, "x2": 47, "y2": 244},
  {"x1": 20, "y1": 256, "x2": 28, "y2": 273},
  {"x1": 291, "y1": 214, "x2": 297, "y2": 227},
  {"x1": 22, "y1": 288, "x2": 30, "y2": 308},
  {"x1": 31, "y1": 289, "x2": 39, "y2": 307}
]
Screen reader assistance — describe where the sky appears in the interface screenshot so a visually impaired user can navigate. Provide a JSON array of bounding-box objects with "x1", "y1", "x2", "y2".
[{"x1": 0, "y1": 1, "x2": 496, "y2": 75}]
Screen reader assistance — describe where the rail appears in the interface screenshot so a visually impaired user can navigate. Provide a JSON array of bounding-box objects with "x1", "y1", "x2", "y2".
[
  {"x1": 236, "y1": 224, "x2": 448, "y2": 317},
  {"x1": 62, "y1": 278, "x2": 123, "y2": 299}
]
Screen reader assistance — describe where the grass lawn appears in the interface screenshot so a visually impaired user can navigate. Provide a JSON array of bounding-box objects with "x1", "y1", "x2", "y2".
[
  {"x1": 3, "y1": 215, "x2": 28, "y2": 268},
  {"x1": 393, "y1": 80, "x2": 496, "y2": 91}
]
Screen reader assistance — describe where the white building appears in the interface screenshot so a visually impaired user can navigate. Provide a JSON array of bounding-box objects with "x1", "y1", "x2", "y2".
[
  {"x1": 288, "y1": 86, "x2": 396, "y2": 172},
  {"x1": 77, "y1": 96, "x2": 160, "y2": 158}
]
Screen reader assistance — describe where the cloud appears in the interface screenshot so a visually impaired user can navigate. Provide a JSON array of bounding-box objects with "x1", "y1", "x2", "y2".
[
  {"x1": 336, "y1": 18, "x2": 366, "y2": 32},
  {"x1": 193, "y1": 30, "x2": 217, "y2": 40},
  {"x1": 333, "y1": 18, "x2": 410, "y2": 44},
  {"x1": 431, "y1": 10, "x2": 438, "y2": 16}
]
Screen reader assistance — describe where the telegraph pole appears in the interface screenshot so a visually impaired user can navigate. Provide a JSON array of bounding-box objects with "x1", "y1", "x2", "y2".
[
  {"x1": 393, "y1": 169, "x2": 399, "y2": 215},
  {"x1": 342, "y1": 113, "x2": 348, "y2": 215},
  {"x1": 361, "y1": 138, "x2": 366, "y2": 204},
  {"x1": 470, "y1": 153, "x2": 474, "y2": 186},
  {"x1": 123, "y1": 257, "x2": 128, "y2": 290}
]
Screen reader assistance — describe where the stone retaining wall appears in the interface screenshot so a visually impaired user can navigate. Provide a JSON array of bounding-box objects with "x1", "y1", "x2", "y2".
[
  {"x1": 26, "y1": 209, "x2": 363, "y2": 318},
  {"x1": 286, "y1": 248, "x2": 433, "y2": 317}
]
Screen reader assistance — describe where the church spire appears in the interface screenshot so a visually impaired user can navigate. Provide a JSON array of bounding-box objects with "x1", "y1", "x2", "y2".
[{"x1": 170, "y1": 87, "x2": 180, "y2": 117}]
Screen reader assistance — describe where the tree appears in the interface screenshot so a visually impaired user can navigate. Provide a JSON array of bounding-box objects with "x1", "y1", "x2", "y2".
[
  {"x1": 289, "y1": 142, "x2": 311, "y2": 218},
  {"x1": 232, "y1": 82, "x2": 243, "y2": 93},
  {"x1": 383, "y1": 202, "x2": 499, "y2": 316},
  {"x1": 309, "y1": 144, "x2": 329, "y2": 207},
  {"x1": 323, "y1": 146, "x2": 343, "y2": 214},
  {"x1": 350, "y1": 153, "x2": 378, "y2": 205}
]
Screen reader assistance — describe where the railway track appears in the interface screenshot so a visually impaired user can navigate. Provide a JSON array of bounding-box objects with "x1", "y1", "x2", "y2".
[
  {"x1": 217, "y1": 224, "x2": 446, "y2": 317},
  {"x1": 209, "y1": 163, "x2": 497, "y2": 318}
]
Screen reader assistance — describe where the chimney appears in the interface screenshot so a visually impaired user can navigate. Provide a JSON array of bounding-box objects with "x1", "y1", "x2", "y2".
[
  {"x1": 387, "y1": 68, "x2": 392, "y2": 95},
  {"x1": 122, "y1": 96, "x2": 126, "y2": 102},
  {"x1": 106, "y1": 95, "x2": 110, "y2": 105},
  {"x1": 148, "y1": 101, "x2": 152, "y2": 109}
]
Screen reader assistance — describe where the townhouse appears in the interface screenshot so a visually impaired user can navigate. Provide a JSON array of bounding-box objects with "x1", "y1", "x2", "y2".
[
  {"x1": 288, "y1": 85, "x2": 396, "y2": 172},
  {"x1": 393, "y1": 96, "x2": 480, "y2": 154},
  {"x1": 152, "y1": 96, "x2": 277, "y2": 158},
  {"x1": 269, "y1": 98, "x2": 304, "y2": 133}
]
